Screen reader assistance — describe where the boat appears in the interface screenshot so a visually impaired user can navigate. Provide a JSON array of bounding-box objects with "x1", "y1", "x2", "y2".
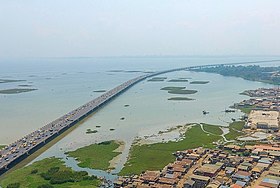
[
  {"x1": 225, "y1": 109, "x2": 236, "y2": 113},
  {"x1": 203, "y1": 110, "x2": 209, "y2": 115}
]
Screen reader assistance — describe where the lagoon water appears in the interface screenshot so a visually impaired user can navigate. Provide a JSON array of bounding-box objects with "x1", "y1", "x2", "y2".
[{"x1": 0, "y1": 56, "x2": 280, "y2": 177}]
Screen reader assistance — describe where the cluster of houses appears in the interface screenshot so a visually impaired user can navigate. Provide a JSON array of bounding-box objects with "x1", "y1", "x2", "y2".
[
  {"x1": 241, "y1": 88, "x2": 280, "y2": 98},
  {"x1": 235, "y1": 88, "x2": 280, "y2": 112},
  {"x1": 115, "y1": 144, "x2": 280, "y2": 188},
  {"x1": 233, "y1": 88, "x2": 280, "y2": 133}
]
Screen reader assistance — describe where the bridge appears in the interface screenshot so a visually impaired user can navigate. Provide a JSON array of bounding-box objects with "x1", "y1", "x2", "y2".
[{"x1": 0, "y1": 59, "x2": 279, "y2": 176}]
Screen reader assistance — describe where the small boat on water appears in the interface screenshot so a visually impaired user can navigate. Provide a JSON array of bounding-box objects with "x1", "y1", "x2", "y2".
[
  {"x1": 225, "y1": 109, "x2": 236, "y2": 113},
  {"x1": 203, "y1": 110, "x2": 209, "y2": 115}
]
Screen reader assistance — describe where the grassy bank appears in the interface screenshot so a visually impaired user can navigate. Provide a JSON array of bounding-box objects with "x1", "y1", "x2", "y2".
[
  {"x1": 238, "y1": 106, "x2": 254, "y2": 114},
  {"x1": 119, "y1": 125, "x2": 221, "y2": 176},
  {"x1": 224, "y1": 121, "x2": 245, "y2": 140},
  {"x1": 0, "y1": 157, "x2": 101, "y2": 188},
  {"x1": 66, "y1": 141, "x2": 122, "y2": 171},
  {"x1": 0, "y1": 113, "x2": 95, "y2": 180},
  {"x1": 202, "y1": 124, "x2": 223, "y2": 135}
]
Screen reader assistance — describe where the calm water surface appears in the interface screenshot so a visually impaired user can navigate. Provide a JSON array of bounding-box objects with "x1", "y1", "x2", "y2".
[{"x1": 0, "y1": 56, "x2": 279, "y2": 179}]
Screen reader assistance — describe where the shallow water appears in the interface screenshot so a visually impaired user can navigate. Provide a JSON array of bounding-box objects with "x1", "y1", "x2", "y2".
[
  {"x1": 0, "y1": 56, "x2": 279, "y2": 179},
  {"x1": 33, "y1": 68, "x2": 273, "y2": 176}
]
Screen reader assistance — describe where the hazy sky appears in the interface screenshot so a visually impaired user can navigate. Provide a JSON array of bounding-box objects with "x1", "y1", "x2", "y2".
[{"x1": 0, "y1": 0, "x2": 279, "y2": 58}]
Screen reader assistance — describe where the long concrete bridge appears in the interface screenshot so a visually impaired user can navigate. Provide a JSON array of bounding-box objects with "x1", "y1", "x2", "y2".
[{"x1": 0, "y1": 59, "x2": 279, "y2": 176}]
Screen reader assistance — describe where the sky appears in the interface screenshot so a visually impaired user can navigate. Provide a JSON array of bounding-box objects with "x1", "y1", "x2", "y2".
[{"x1": 0, "y1": 0, "x2": 280, "y2": 58}]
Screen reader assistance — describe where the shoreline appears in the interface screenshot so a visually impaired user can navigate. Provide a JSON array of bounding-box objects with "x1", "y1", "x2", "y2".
[
  {"x1": 108, "y1": 141, "x2": 125, "y2": 170},
  {"x1": 0, "y1": 111, "x2": 96, "y2": 181}
]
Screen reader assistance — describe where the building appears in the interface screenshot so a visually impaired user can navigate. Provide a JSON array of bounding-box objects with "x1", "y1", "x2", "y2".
[
  {"x1": 194, "y1": 163, "x2": 222, "y2": 177},
  {"x1": 189, "y1": 174, "x2": 210, "y2": 188},
  {"x1": 246, "y1": 110, "x2": 279, "y2": 131},
  {"x1": 232, "y1": 170, "x2": 251, "y2": 183}
]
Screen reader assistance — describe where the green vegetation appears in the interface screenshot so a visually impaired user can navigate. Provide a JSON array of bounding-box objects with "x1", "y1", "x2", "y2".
[
  {"x1": 147, "y1": 77, "x2": 167, "y2": 82},
  {"x1": 168, "y1": 97, "x2": 194, "y2": 101},
  {"x1": 190, "y1": 81, "x2": 209, "y2": 84},
  {"x1": 143, "y1": 71, "x2": 154, "y2": 74},
  {"x1": 0, "y1": 145, "x2": 5, "y2": 150},
  {"x1": 93, "y1": 90, "x2": 106, "y2": 93},
  {"x1": 161, "y1": 86, "x2": 197, "y2": 94},
  {"x1": 18, "y1": 84, "x2": 33, "y2": 87},
  {"x1": 0, "y1": 79, "x2": 26, "y2": 84},
  {"x1": 161, "y1": 86, "x2": 186, "y2": 91},
  {"x1": 122, "y1": 70, "x2": 142, "y2": 73},
  {"x1": 168, "y1": 79, "x2": 188, "y2": 82},
  {"x1": 109, "y1": 70, "x2": 142, "y2": 73},
  {"x1": 192, "y1": 65, "x2": 280, "y2": 85},
  {"x1": 86, "y1": 129, "x2": 98, "y2": 134},
  {"x1": 119, "y1": 125, "x2": 221, "y2": 175},
  {"x1": 202, "y1": 124, "x2": 223, "y2": 135},
  {"x1": 224, "y1": 121, "x2": 245, "y2": 140},
  {"x1": 168, "y1": 89, "x2": 197, "y2": 94},
  {"x1": 0, "y1": 88, "x2": 37, "y2": 94},
  {"x1": 66, "y1": 141, "x2": 122, "y2": 170},
  {"x1": 236, "y1": 106, "x2": 255, "y2": 114},
  {"x1": 0, "y1": 157, "x2": 101, "y2": 188}
]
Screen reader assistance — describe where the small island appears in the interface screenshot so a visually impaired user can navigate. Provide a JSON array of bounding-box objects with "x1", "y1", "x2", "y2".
[
  {"x1": 168, "y1": 78, "x2": 188, "y2": 82},
  {"x1": 161, "y1": 86, "x2": 197, "y2": 95},
  {"x1": 168, "y1": 97, "x2": 195, "y2": 101},
  {"x1": 161, "y1": 86, "x2": 186, "y2": 91},
  {"x1": 18, "y1": 84, "x2": 33, "y2": 87},
  {"x1": 168, "y1": 89, "x2": 197, "y2": 94},
  {"x1": 0, "y1": 79, "x2": 26, "y2": 84},
  {"x1": 0, "y1": 88, "x2": 37, "y2": 94},
  {"x1": 147, "y1": 77, "x2": 167, "y2": 82},
  {"x1": 190, "y1": 81, "x2": 209, "y2": 84},
  {"x1": 93, "y1": 90, "x2": 107, "y2": 93}
]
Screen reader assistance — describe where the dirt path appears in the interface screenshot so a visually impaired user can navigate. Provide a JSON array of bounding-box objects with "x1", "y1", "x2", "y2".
[
  {"x1": 108, "y1": 141, "x2": 125, "y2": 170},
  {"x1": 199, "y1": 123, "x2": 231, "y2": 143}
]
